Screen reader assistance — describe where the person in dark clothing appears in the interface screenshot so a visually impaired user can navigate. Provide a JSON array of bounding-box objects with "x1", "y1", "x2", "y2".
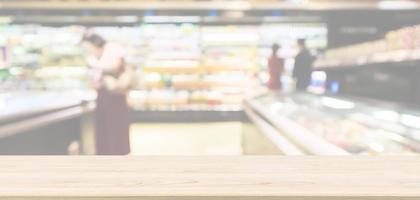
[
  {"x1": 267, "y1": 43, "x2": 284, "y2": 90},
  {"x1": 293, "y1": 39, "x2": 314, "y2": 91}
]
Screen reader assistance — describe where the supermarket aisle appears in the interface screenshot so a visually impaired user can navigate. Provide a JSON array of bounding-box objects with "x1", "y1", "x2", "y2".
[{"x1": 129, "y1": 122, "x2": 281, "y2": 155}]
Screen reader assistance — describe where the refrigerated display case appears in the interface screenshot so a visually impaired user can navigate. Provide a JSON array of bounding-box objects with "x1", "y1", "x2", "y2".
[
  {"x1": 0, "y1": 91, "x2": 95, "y2": 123},
  {"x1": 246, "y1": 92, "x2": 420, "y2": 155},
  {"x1": 0, "y1": 90, "x2": 96, "y2": 155}
]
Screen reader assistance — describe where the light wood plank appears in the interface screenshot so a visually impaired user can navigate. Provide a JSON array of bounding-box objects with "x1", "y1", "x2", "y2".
[{"x1": 0, "y1": 156, "x2": 420, "y2": 200}]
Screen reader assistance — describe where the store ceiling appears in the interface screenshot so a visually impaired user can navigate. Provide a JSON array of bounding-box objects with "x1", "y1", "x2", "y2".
[
  {"x1": 0, "y1": 0, "x2": 419, "y2": 10},
  {"x1": 0, "y1": 0, "x2": 419, "y2": 26}
]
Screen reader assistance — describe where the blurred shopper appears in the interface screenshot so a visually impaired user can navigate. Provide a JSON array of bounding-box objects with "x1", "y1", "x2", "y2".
[
  {"x1": 82, "y1": 33, "x2": 131, "y2": 155},
  {"x1": 267, "y1": 43, "x2": 284, "y2": 91},
  {"x1": 293, "y1": 39, "x2": 314, "y2": 91}
]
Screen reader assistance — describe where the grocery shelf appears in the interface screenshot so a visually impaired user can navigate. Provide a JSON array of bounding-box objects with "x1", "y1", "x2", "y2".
[
  {"x1": 132, "y1": 105, "x2": 243, "y2": 112},
  {"x1": 314, "y1": 48, "x2": 420, "y2": 69},
  {"x1": 144, "y1": 83, "x2": 247, "y2": 91},
  {"x1": 314, "y1": 24, "x2": 420, "y2": 69},
  {"x1": 131, "y1": 107, "x2": 245, "y2": 123},
  {"x1": 143, "y1": 66, "x2": 258, "y2": 74},
  {"x1": 0, "y1": 23, "x2": 324, "y2": 109},
  {"x1": 128, "y1": 89, "x2": 244, "y2": 111}
]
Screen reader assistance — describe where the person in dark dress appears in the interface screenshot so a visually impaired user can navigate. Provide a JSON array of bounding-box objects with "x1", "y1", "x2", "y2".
[
  {"x1": 82, "y1": 33, "x2": 130, "y2": 155},
  {"x1": 293, "y1": 39, "x2": 314, "y2": 91},
  {"x1": 267, "y1": 43, "x2": 284, "y2": 91}
]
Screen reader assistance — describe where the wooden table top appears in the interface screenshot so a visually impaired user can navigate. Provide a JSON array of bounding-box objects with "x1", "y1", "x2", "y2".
[{"x1": 1, "y1": 156, "x2": 420, "y2": 200}]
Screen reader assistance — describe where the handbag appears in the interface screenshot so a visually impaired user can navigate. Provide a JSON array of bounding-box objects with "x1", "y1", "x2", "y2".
[{"x1": 103, "y1": 64, "x2": 136, "y2": 94}]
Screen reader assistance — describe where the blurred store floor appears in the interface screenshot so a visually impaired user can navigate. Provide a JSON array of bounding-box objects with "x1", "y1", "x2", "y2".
[{"x1": 129, "y1": 122, "x2": 280, "y2": 156}]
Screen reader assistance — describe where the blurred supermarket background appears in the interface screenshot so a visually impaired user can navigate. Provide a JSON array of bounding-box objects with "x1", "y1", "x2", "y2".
[{"x1": 0, "y1": 0, "x2": 420, "y2": 155}]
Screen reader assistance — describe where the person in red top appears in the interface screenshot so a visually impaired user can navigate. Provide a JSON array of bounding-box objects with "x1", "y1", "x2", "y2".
[{"x1": 267, "y1": 43, "x2": 284, "y2": 90}]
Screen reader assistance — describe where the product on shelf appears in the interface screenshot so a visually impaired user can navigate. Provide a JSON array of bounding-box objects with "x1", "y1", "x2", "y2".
[
  {"x1": 138, "y1": 24, "x2": 265, "y2": 110},
  {"x1": 128, "y1": 89, "x2": 243, "y2": 111},
  {"x1": 315, "y1": 24, "x2": 420, "y2": 68}
]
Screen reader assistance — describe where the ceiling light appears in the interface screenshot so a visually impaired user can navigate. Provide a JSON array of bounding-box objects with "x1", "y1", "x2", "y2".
[
  {"x1": 400, "y1": 114, "x2": 420, "y2": 129},
  {"x1": 321, "y1": 97, "x2": 355, "y2": 110},
  {"x1": 379, "y1": 0, "x2": 420, "y2": 10},
  {"x1": 116, "y1": 16, "x2": 138, "y2": 23},
  {"x1": 223, "y1": 1, "x2": 252, "y2": 11},
  {"x1": 0, "y1": 16, "x2": 13, "y2": 24},
  {"x1": 142, "y1": 16, "x2": 201, "y2": 23},
  {"x1": 373, "y1": 110, "x2": 400, "y2": 122},
  {"x1": 223, "y1": 11, "x2": 245, "y2": 18}
]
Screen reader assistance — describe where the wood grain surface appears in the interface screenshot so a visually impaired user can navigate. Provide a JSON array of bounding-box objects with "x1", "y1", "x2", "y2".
[{"x1": 0, "y1": 156, "x2": 420, "y2": 200}]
